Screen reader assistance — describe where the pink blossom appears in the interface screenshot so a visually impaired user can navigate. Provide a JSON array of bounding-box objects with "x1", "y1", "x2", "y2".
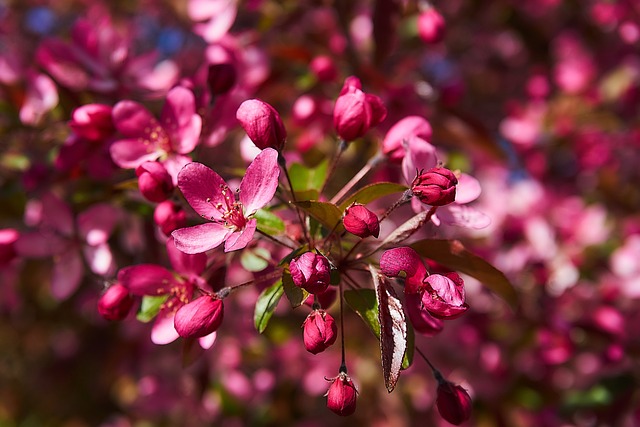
[
  {"x1": 302, "y1": 309, "x2": 337, "y2": 354},
  {"x1": 172, "y1": 147, "x2": 280, "y2": 253},
  {"x1": 417, "y1": 7, "x2": 446, "y2": 44},
  {"x1": 110, "y1": 86, "x2": 202, "y2": 183},
  {"x1": 19, "y1": 71, "x2": 59, "y2": 126},
  {"x1": 325, "y1": 371, "x2": 358, "y2": 416},
  {"x1": 343, "y1": 204, "x2": 380, "y2": 238},
  {"x1": 382, "y1": 116, "x2": 433, "y2": 163},
  {"x1": 69, "y1": 104, "x2": 114, "y2": 141},
  {"x1": 174, "y1": 295, "x2": 224, "y2": 338},
  {"x1": 136, "y1": 162, "x2": 174, "y2": 203},
  {"x1": 236, "y1": 99, "x2": 287, "y2": 151},
  {"x1": 154, "y1": 201, "x2": 187, "y2": 236},
  {"x1": 188, "y1": 0, "x2": 238, "y2": 43},
  {"x1": 290, "y1": 252, "x2": 331, "y2": 294},
  {"x1": 411, "y1": 167, "x2": 458, "y2": 207}
]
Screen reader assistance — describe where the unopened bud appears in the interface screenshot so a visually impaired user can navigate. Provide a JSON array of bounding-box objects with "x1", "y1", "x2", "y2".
[
  {"x1": 0, "y1": 228, "x2": 19, "y2": 265},
  {"x1": 69, "y1": 104, "x2": 114, "y2": 141},
  {"x1": 98, "y1": 284, "x2": 134, "y2": 321},
  {"x1": 343, "y1": 203, "x2": 380, "y2": 238},
  {"x1": 136, "y1": 161, "x2": 174, "y2": 202},
  {"x1": 302, "y1": 309, "x2": 337, "y2": 354},
  {"x1": 411, "y1": 167, "x2": 458, "y2": 206},
  {"x1": 436, "y1": 379, "x2": 472, "y2": 425},
  {"x1": 236, "y1": 99, "x2": 287, "y2": 150},
  {"x1": 310, "y1": 55, "x2": 338, "y2": 82},
  {"x1": 326, "y1": 371, "x2": 358, "y2": 416},
  {"x1": 290, "y1": 252, "x2": 331, "y2": 294},
  {"x1": 417, "y1": 8, "x2": 446, "y2": 44},
  {"x1": 174, "y1": 295, "x2": 224, "y2": 338},
  {"x1": 154, "y1": 200, "x2": 187, "y2": 235},
  {"x1": 333, "y1": 76, "x2": 387, "y2": 142},
  {"x1": 405, "y1": 293, "x2": 444, "y2": 336},
  {"x1": 207, "y1": 63, "x2": 237, "y2": 96}
]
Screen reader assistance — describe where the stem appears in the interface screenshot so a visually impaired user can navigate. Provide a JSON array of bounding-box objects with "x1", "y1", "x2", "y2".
[
  {"x1": 415, "y1": 345, "x2": 439, "y2": 376},
  {"x1": 320, "y1": 139, "x2": 348, "y2": 196},
  {"x1": 226, "y1": 268, "x2": 284, "y2": 294},
  {"x1": 378, "y1": 189, "x2": 414, "y2": 223},
  {"x1": 279, "y1": 154, "x2": 310, "y2": 244},
  {"x1": 256, "y1": 228, "x2": 296, "y2": 249},
  {"x1": 330, "y1": 151, "x2": 385, "y2": 205},
  {"x1": 339, "y1": 279, "x2": 346, "y2": 369}
]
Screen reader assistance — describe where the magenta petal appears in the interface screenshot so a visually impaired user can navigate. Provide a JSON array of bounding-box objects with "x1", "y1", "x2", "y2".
[
  {"x1": 162, "y1": 154, "x2": 191, "y2": 186},
  {"x1": 167, "y1": 237, "x2": 207, "y2": 276},
  {"x1": 118, "y1": 264, "x2": 176, "y2": 296},
  {"x1": 51, "y1": 250, "x2": 83, "y2": 300},
  {"x1": 405, "y1": 293, "x2": 444, "y2": 336},
  {"x1": 78, "y1": 203, "x2": 120, "y2": 245},
  {"x1": 172, "y1": 222, "x2": 231, "y2": 254},
  {"x1": 224, "y1": 219, "x2": 257, "y2": 252},
  {"x1": 112, "y1": 100, "x2": 162, "y2": 139},
  {"x1": 402, "y1": 136, "x2": 438, "y2": 185},
  {"x1": 379, "y1": 247, "x2": 428, "y2": 294},
  {"x1": 437, "y1": 205, "x2": 491, "y2": 229},
  {"x1": 41, "y1": 192, "x2": 75, "y2": 236},
  {"x1": 151, "y1": 311, "x2": 180, "y2": 345},
  {"x1": 239, "y1": 147, "x2": 280, "y2": 215},
  {"x1": 161, "y1": 86, "x2": 202, "y2": 154},
  {"x1": 198, "y1": 331, "x2": 217, "y2": 349},
  {"x1": 110, "y1": 138, "x2": 161, "y2": 169},
  {"x1": 15, "y1": 231, "x2": 67, "y2": 257},
  {"x1": 455, "y1": 173, "x2": 482, "y2": 204},
  {"x1": 177, "y1": 162, "x2": 228, "y2": 221}
]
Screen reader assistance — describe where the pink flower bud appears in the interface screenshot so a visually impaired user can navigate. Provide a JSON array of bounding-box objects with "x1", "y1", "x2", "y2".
[
  {"x1": 69, "y1": 104, "x2": 114, "y2": 141},
  {"x1": 333, "y1": 76, "x2": 387, "y2": 142},
  {"x1": 236, "y1": 99, "x2": 287, "y2": 151},
  {"x1": 326, "y1": 371, "x2": 358, "y2": 416},
  {"x1": 174, "y1": 295, "x2": 224, "y2": 338},
  {"x1": 310, "y1": 55, "x2": 338, "y2": 82},
  {"x1": 302, "y1": 309, "x2": 337, "y2": 354},
  {"x1": 423, "y1": 273, "x2": 468, "y2": 319},
  {"x1": 343, "y1": 203, "x2": 380, "y2": 238},
  {"x1": 0, "y1": 228, "x2": 19, "y2": 265},
  {"x1": 207, "y1": 63, "x2": 237, "y2": 96},
  {"x1": 436, "y1": 380, "x2": 472, "y2": 425},
  {"x1": 290, "y1": 252, "x2": 331, "y2": 294},
  {"x1": 154, "y1": 200, "x2": 187, "y2": 236},
  {"x1": 136, "y1": 162, "x2": 174, "y2": 202},
  {"x1": 411, "y1": 167, "x2": 458, "y2": 206},
  {"x1": 98, "y1": 284, "x2": 134, "y2": 321},
  {"x1": 417, "y1": 8, "x2": 446, "y2": 44}
]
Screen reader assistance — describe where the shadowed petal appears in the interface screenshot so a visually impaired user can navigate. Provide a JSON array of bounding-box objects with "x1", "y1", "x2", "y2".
[
  {"x1": 41, "y1": 192, "x2": 74, "y2": 236},
  {"x1": 402, "y1": 136, "x2": 438, "y2": 185},
  {"x1": 118, "y1": 264, "x2": 175, "y2": 296},
  {"x1": 177, "y1": 162, "x2": 228, "y2": 221},
  {"x1": 15, "y1": 231, "x2": 67, "y2": 257},
  {"x1": 161, "y1": 86, "x2": 202, "y2": 154},
  {"x1": 78, "y1": 203, "x2": 120, "y2": 245},
  {"x1": 172, "y1": 222, "x2": 231, "y2": 254},
  {"x1": 51, "y1": 250, "x2": 83, "y2": 300},
  {"x1": 239, "y1": 147, "x2": 280, "y2": 215},
  {"x1": 380, "y1": 247, "x2": 427, "y2": 294},
  {"x1": 166, "y1": 236, "x2": 207, "y2": 275},
  {"x1": 110, "y1": 138, "x2": 161, "y2": 168},
  {"x1": 438, "y1": 205, "x2": 491, "y2": 229},
  {"x1": 223, "y1": 219, "x2": 256, "y2": 252},
  {"x1": 112, "y1": 100, "x2": 162, "y2": 138}
]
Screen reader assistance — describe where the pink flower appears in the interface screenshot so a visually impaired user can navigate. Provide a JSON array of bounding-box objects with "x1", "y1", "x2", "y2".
[
  {"x1": 154, "y1": 201, "x2": 187, "y2": 236},
  {"x1": 110, "y1": 86, "x2": 202, "y2": 183},
  {"x1": 236, "y1": 99, "x2": 287, "y2": 151},
  {"x1": 417, "y1": 8, "x2": 446, "y2": 44},
  {"x1": 333, "y1": 76, "x2": 387, "y2": 142},
  {"x1": 302, "y1": 309, "x2": 337, "y2": 354},
  {"x1": 343, "y1": 204, "x2": 380, "y2": 238},
  {"x1": 172, "y1": 147, "x2": 280, "y2": 253},
  {"x1": 436, "y1": 380, "x2": 472, "y2": 425},
  {"x1": 174, "y1": 295, "x2": 224, "y2": 338},
  {"x1": 382, "y1": 116, "x2": 433, "y2": 163},
  {"x1": 188, "y1": 0, "x2": 238, "y2": 43},
  {"x1": 136, "y1": 162, "x2": 174, "y2": 203},
  {"x1": 310, "y1": 55, "x2": 338, "y2": 82},
  {"x1": 290, "y1": 252, "x2": 331, "y2": 294},
  {"x1": 69, "y1": 104, "x2": 114, "y2": 141},
  {"x1": 325, "y1": 371, "x2": 358, "y2": 416},
  {"x1": 0, "y1": 229, "x2": 19, "y2": 266},
  {"x1": 19, "y1": 71, "x2": 59, "y2": 126},
  {"x1": 98, "y1": 284, "x2": 134, "y2": 321}
]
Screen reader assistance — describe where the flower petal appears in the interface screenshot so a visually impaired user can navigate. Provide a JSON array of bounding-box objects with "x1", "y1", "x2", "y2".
[
  {"x1": 223, "y1": 218, "x2": 257, "y2": 252},
  {"x1": 161, "y1": 86, "x2": 202, "y2": 154},
  {"x1": 177, "y1": 162, "x2": 228, "y2": 221},
  {"x1": 172, "y1": 222, "x2": 232, "y2": 254},
  {"x1": 166, "y1": 236, "x2": 207, "y2": 275},
  {"x1": 51, "y1": 250, "x2": 83, "y2": 300},
  {"x1": 112, "y1": 100, "x2": 162, "y2": 139},
  {"x1": 380, "y1": 247, "x2": 427, "y2": 294},
  {"x1": 110, "y1": 138, "x2": 161, "y2": 169},
  {"x1": 455, "y1": 173, "x2": 482, "y2": 204},
  {"x1": 437, "y1": 204, "x2": 491, "y2": 229},
  {"x1": 77, "y1": 203, "x2": 120, "y2": 245},
  {"x1": 83, "y1": 243, "x2": 115, "y2": 276},
  {"x1": 118, "y1": 264, "x2": 175, "y2": 296},
  {"x1": 151, "y1": 311, "x2": 180, "y2": 345},
  {"x1": 239, "y1": 147, "x2": 280, "y2": 215},
  {"x1": 198, "y1": 331, "x2": 217, "y2": 349},
  {"x1": 402, "y1": 136, "x2": 438, "y2": 185}
]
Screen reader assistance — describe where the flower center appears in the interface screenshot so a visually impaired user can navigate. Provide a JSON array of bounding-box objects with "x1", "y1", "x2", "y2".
[{"x1": 210, "y1": 184, "x2": 247, "y2": 230}]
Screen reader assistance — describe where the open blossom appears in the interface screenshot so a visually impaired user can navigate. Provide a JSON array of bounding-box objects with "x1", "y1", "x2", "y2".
[
  {"x1": 380, "y1": 247, "x2": 469, "y2": 319},
  {"x1": 110, "y1": 86, "x2": 202, "y2": 183},
  {"x1": 333, "y1": 76, "x2": 387, "y2": 142},
  {"x1": 325, "y1": 371, "x2": 358, "y2": 416},
  {"x1": 172, "y1": 147, "x2": 280, "y2": 253}
]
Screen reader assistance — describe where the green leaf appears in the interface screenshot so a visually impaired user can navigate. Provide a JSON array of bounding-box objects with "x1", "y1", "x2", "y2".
[
  {"x1": 289, "y1": 160, "x2": 329, "y2": 192},
  {"x1": 403, "y1": 321, "x2": 414, "y2": 370},
  {"x1": 254, "y1": 209, "x2": 285, "y2": 235},
  {"x1": 137, "y1": 295, "x2": 169, "y2": 323},
  {"x1": 282, "y1": 271, "x2": 309, "y2": 308},
  {"x1": 338, "y1": 182, "x2": 408, "y2": 210},
  {"x1": 254, "y1": 279, "x2": 284, "y2": 333},
  {"x1": 240, "y1": 247, "x2": 271, "y2": 272},
  {"x1": 344, "y1": 289, "x2": 380, "y2": 338},
  {"x1": 411, "y1": 239, "x2": 518, "y2": 309},
  {"x1": 294, "y1": 201, "x2": 343, "y2": 232}
]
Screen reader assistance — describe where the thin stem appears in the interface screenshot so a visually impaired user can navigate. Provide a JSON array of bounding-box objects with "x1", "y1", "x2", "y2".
[
  {"x1": 320, "y1": 139, "x2": 348, "y2": 196},
  {"x1": 339, "y1": 279, "x2": 346, "y2": 369},
  {"x1": 378, "y1": 189, "x2": 414, "y2": 223},
  {"x1": 415, "y1": 345, "x2": 439, "y2": 375},
  {"x1": 330, "y1": 151, "x2": 385, "y2": 205},
  {"x1": 279, "y1": 154, "x2": 310, "y2": 244},
  {"x1": 225, "y1": 268, "x2": 284, "y2": 294},
  {"x1": 257, "y1": 228, "x2": 296, "y2": 250}
]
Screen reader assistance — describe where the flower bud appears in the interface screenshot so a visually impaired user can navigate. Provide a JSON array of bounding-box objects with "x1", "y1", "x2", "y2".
[
  {"x1": 302, "y1": 309, "x2": 337, "y2": 354},
  {"x1": 436, "y1": 380, "x2": 472, "y2": 425},
  {"x1": 333, "y1": 76, "x2": 387, "y2": 142},
  {"x1": 174, "y1": 295, "x2": 224, "y2": 338},
  {"x1": 0, "y1": 228, "x2": 19, "y2": 266},
  {"x1": 411, "y1": 167, "x2": 458, "y2": 206},
  {"x1": 136, "y1": 162, "x2": 174, "y2": 202},
  {"x1": 417, "y1": 8, "x2": 446, "y2": 44},
  {"x1": 423, "y1": 273, "x2": 468, "y2": 319},
  {"x1": 236, "y1": 99, "x2": 287, "y2": 151},
  {"x1": 326, "y1": 371, "x2": 358, "y2": 416},
  {"x1": 154, "y1": 200, "x2": 187, "y2": 235},
  {"x1": 98, "y1": 284, "x2": 134, "y2": 321},
  {"x1": 69, "y1": 104, "x2": 114, "y2": 141},
  {"x1": 289, "y1": 252, "x2": 331, "y2": 294},
  {"x1": 207, "y1": 63, "x2": 237, "y2": 96},
  {"x1": 343, "y1": 203, "x2": 380, "y2": 238},
  {"x1": 310, "y1": 55, "x2": 338, "y2": 82}
]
